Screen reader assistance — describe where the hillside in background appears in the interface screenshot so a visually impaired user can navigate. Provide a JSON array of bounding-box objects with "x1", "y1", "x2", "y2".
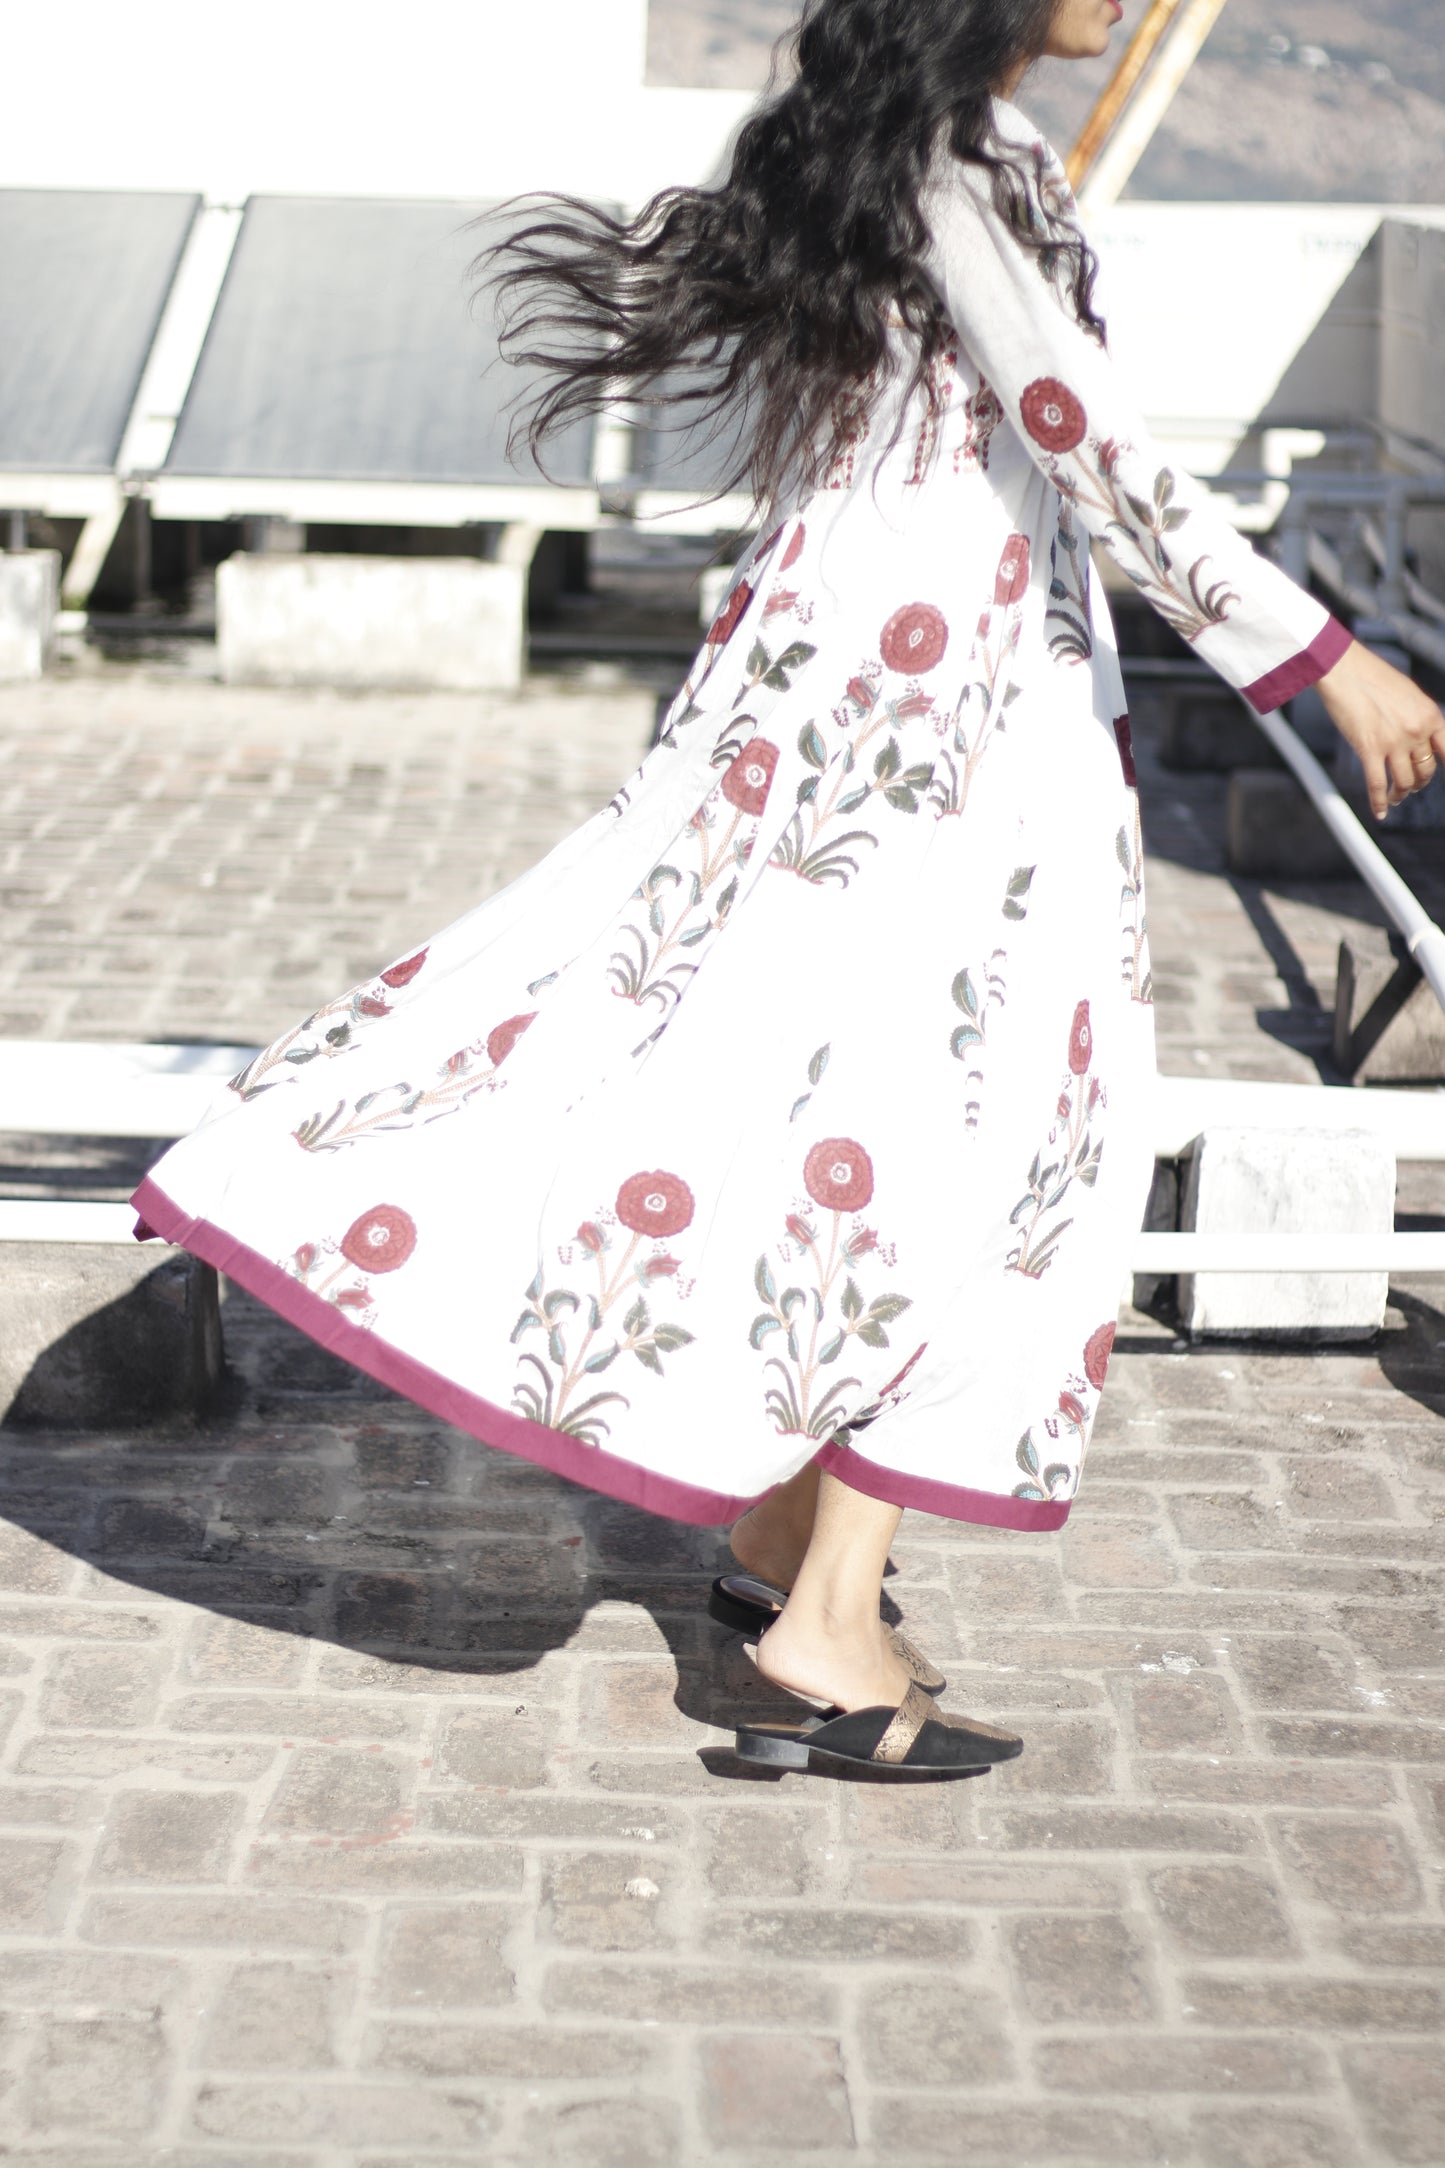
[{"x1": 646, "y1": 0, "x2": 1445, "y2": 200}]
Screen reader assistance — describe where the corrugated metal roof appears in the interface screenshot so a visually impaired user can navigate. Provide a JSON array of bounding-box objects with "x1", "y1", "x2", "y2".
[
  {"x1": 0, "y1": 189, "x2": 199, "y2": 472},
  {"x1": 165, "y1": 196, "x2": 594, "y2": 488}
]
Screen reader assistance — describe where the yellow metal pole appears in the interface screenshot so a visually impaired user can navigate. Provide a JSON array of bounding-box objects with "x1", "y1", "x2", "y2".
[
  {"x1": 1066, "y1": 0, "x2": 1185, "y2": 191},
  {"x1": 1076, "y1": 0, "x2": 1232, "y2": 210}
]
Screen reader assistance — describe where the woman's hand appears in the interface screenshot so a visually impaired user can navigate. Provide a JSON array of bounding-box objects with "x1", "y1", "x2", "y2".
[{"x1": 1315, "y1": 639, "x2": 1445, "y2": 822}]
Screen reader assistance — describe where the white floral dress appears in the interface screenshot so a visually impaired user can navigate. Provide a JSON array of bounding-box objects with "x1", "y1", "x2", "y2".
[{"x1": 135, "y1": 99, "x2": 1348, "y2": 1531}]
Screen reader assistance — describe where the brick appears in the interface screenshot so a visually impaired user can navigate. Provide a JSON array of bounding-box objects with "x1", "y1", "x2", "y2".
[
  {"x1": 21, "y1": 2014, "x2": 165, "y2": 2138},
  {"x1": 80, "y1": 1892, "x2": 360, "y2": 1954},
  {"x1": 838, "y1": 1771, "x2": 978, "y2": 1850},
  {"x1": 220, "y1": 1461, "x2": 335, "y2": 1527},
  {"x1": 699, "y1": 2033, "x2": 852, "y2": 2152},
  {"x1": 457, "y1": 1534, "x2": 585, "y2": 1607},
  {"x1": 513, "y1": 2096, "x2": 682, "y2": 2167},
  {"x1": 985, "y1": 1805, "x2": 1256, "y2": 1853},
  {"x1": 200, "y1": 1960, "x2": 345, "y2": 2071},
  {"x1": 1140, "y1": 1758, "x2": 1391, "y2": 1809},
  {"x1": 1008, "y1": 1913, "x2": 1155, "y2": 2022},
  {"x1": 873, "y1": 2100, "x2": 1171, "y2": 2161},
  {"x1": 375, "y1": 1902, "x2": 518, "y2": 2008},
  {"x1": 1333, "y1": 1602, "x2": 1444, "y2": 1669},
  {"x1": 1147, "y1": 1865, "x2": 1296, "y2": 1958},
  {"x1": 858, "y1": 1974, "x2": 1012, "y2": 2084},
  {"x1": 1186, "y1": 1975, "x2": 1443, "y2": 2030},
  {"x1": 333, "y1": 1571, "x2": 440, "y2": 1645},
  {"x1": 0, "y1": 1599, "x2": 162, "y2": 1640},
  {"x1": 247, "y1": 1839, "x2": 524, "y2": 1896},
  {"x1": 40, "y1": 1645, "x2": 162, "y2": 1729},
  {"x1": 1190, "y1": 2106, "x2": 1362, "y2": 2168},
  {"x1": 185, "y1": 1613, "x2": 306, "y2": 1687},
  {"x1": 17, "y1": 1735, "x2": 277, "y2": 1782},
  {"x1": 1283, "y1": 1456, "x2": 1397, "y2": 1519},
  {"x1": 1272, "y1": 1814, "x2": 1422, "y2": 1912},
  {"x1": 168, "y1": 1693, "x2": 422, "y2": 1740},
  {"x1": 263, "y1": 1747, "x2": 414, "y2": 1839},
  {"x1": 436, "y1": 1706, "x2": 549, "y2": 1788},
  {"x1": 989, "y1": 1718, "x2": 1116, "y2": 1797},
  {"x1": 349, "y1": 1428, "x2": 453, "y2": 1489},
  {"x1": 365, "y1": 2019, "x2": 653, "y2": 2079},
  {"x1": 419, "y1": 1791, "x2": 680, "y2": 1843},
  {"x1": 541, "y1": 1849, "x2": 671, "y2": 1953},
  {"x1": 543, "y1": 1961, "x2": 836, "y2": 2029},
  {"x1": 1060, "y1": 1520, "x2": 1181, "y2": 1587},
  {"x1": 1265, "y1": 1717, "x2": 1445, "y2": 1762},
  {"x1": 947, "y1": 1555, "x2": 1069, "y2": 1613},
  {"x1": 1229, "y1": 1635, "x2": 1357, "y2": 1711},
  {"x1": 1036, "y1": 2033, "x2": 1326, "y2": 2094},
  {"x1": 849, "y1": 1858, "x2": 1125, "y2": 1910},
  {"x1": 0, "y1": 1834, "x2": 74, "y2": 1932},
  {"x1": 1341, "y1": 1921, "x2": 1445, "y2": 1968},
  {"x1": 707, "y1": 1904, "x2": 972, "y2": 1966},
  {"x1": 0, "y1": 1781, "x2": 98, "y2": 1827},
  {"x1": 969, "y1": 1628, "x2": 1214, "y2": 1673},
  {"x1": 0, "y1": 1524, "x2": 72, "y2": 1593},
  {"x1": 189, "y1": 2080, "x2": 496, "y2": 2148},
  {"x1": 1121, "y1": 1672, "x2": 1241, "y2": 1754},
  {"x1": 1342, "y1": 2043, "x2": 1445, "y2": 2163},
  {"x1": 96, "y1": 1789, "x2": 243, "y2": 1882},
  {"x1": 704, "y1": 1802, "x2": 827, "y2": 1897}
]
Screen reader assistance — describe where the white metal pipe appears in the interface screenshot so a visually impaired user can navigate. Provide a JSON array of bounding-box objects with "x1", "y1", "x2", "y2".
[
  {"x1": 1077, "y1": 0, "x2": 1231, "y2": 213},
  {"x1": 1248, "y1": 701, "x2": 1445, "y2": 1018}
]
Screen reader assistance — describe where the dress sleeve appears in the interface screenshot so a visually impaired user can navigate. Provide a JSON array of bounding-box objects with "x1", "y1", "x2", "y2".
[{"x1": 921, "y1": 144, "x2": 1352, "y2": 713}]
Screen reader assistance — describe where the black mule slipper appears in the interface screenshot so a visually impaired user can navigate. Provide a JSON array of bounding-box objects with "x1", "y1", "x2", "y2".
[
  {"x1": 735, "y1": 1678, "x2": 1021, "y2": 1780},
  {"x1": 709, "y1": 1572, "x2": 947, "y2": 1695}
]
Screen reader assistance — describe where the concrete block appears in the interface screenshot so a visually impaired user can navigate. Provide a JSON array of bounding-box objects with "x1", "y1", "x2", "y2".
[
  {"x1": 1179, "y1": 1125, "x2": 1393, "y2": 1342},
  {"x1": 217, "y1": 552, "x2": 526, "y2": 691},
  {"x1": 1159, "y1": 690, "x2": 1281, "y2": 773},
  {"x1": 1226, "y1": 768, "x2": 1352, "y2": 878},
  {"x1": 0, "y1": 1246, "x2": 222, "y2": 1426},
  {"x1": 0, "y1": 550, "x2": 60, "y2": 681},
  {"x1": 1334, "y1": 931, "x2": 1445, "y2": 1084}
]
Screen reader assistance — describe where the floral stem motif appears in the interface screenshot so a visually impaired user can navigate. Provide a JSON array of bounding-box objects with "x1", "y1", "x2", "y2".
[
  {"x1": 949, "y1": 864, "x2": 1033, "y2": 1127},
  {"x1": 928, "y1": 536, "x2": 1029, "y2": 818},
  {"x1": 609, "y1": 739, "x2": 778, "y2": 1011},
  {"x1": 1006, "y1": 1000, "x2": 1105, "y2": 1280},
  {"x1": 289, "y1": 1012, "x2": 535, "y2": 1155},
  {"x1": 1116, "y1": 809, "x2": 1153, "y2": 1005},
  {"x1": 771, "y1": 648, "x2": 939, "y2": 889},
  {"x1": 511, "y1": 1171, "x2": 696, "y2": 1446},
  {"x1": 732, "y1": 632, "x2": 818, "y2": 712},
  {"x1": 1045, "y1": 496, "x2": 1093, "y2": 665},
  {"x1": 230, "y1": 948, "x2": 430, "y2": 1101},
  {"x1": 751, "y1": 1132, "x2": 912, "y2": 1440},
  {"x1": 1013, "y1": 1322, "x2": 1116, "y2": 1503}
]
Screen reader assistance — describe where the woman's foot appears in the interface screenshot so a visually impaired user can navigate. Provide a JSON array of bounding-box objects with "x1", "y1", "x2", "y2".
[
  {"x1": 728, "y1": 1462, "x2": 822, "y2": 1593},
  {"x1": 753, "y1": 1605, "x2": 912, "y2": 1715}
]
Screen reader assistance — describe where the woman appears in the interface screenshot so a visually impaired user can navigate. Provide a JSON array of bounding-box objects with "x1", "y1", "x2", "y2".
[{"x1": 134, "y1": 0, "x2": 1444, "y2": 1780}]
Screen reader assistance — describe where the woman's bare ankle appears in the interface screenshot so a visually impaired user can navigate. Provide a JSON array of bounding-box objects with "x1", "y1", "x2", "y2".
[
  {"x1": 728, "y1": 1500, "x2": 812, "y2": 1592},
  {"x1": 754, "y1": 1604, "x2": 909, "y2": 1713}
]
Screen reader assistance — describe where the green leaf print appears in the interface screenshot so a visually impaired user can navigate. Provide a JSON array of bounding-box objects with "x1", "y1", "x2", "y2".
[{"x1": 807, "y1": 1044, "x2": 831, "y2": 1086}]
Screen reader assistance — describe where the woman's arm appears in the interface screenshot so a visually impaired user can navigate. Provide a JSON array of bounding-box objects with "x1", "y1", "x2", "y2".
[{"x1": 923, "y1": 140, "x2": 1444, "y2": 818}]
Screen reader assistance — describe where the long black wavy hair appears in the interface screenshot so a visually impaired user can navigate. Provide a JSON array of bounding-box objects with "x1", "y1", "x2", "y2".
[{"x1": 479, "y1": 0, "x2": 1102, "y2": 508}]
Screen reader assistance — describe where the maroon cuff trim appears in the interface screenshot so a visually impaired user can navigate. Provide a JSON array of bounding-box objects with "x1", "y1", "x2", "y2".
[
  {"x1": 131, "y1": 1176, "x2": 763, "y2": 1530},
  {"x1": 1239, "y1": 614, "x2": 1352, "y2": 715},
  {"x1": 815, "y1": 1435, "x2": 1071, "y2": 1532}
]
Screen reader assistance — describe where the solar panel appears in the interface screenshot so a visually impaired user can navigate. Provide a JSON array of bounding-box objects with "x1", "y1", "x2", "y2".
[
  {"x1": 165, "y1": 196, "x2": 596, "y2": 490},
  {"x1": 0, "y1": 190, "x2": 200, "y2": 473}
]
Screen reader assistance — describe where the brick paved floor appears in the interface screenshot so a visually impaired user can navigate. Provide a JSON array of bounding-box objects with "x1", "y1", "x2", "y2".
[{"x1": 0, "y1": 658, "x2": 1442, "y2": 2165}]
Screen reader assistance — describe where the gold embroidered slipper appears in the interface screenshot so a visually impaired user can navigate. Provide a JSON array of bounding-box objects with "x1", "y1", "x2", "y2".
[
  {"x1": 708, "y1": 1572, "x2": 946, "y2": 1694},
  {"x1": 734, "y1": 1679, "x2": 1021, "y2": 1780}
]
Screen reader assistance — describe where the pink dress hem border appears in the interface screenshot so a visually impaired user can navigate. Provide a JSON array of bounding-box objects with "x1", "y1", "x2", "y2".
[
  {"x1": 131, "y1": 1175, "x2": 1071, "y2": 1533},
  {"x1": 1239, "y1": 614, "x2": 1352, "y2": 715}
]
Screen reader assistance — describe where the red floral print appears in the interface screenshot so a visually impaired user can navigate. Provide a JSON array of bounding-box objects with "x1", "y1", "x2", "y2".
[
  {"x1": 781, "y1": 522, "x2": 806, "y2": 571},
  {"x1": 1112, "y1": 712, "x2": 1137, "y2": 788},
  {"x1": 994, "y1": 534, "x2": 1031, "y2": 607},
  {"x1": 486, "y1": 1011, "x2": 537, "y2": 1067},
  {"x1": 380, "y1": 949, "x2": 428, "y2": 989},
  {"x1": 339, "y1": 1204, "x2": 417, "y2": 1274},
  {"x1": 1021, "y1": 377, "x2": 1087, "y2": 454},
  {"x1": 1058, "y1": 1390, "x2": 1086, "y2": 1428},
  {"x1": 706, "y1": 580, "x2": 752, "y2": 647},
  {"x1": 804, "y1": 1137, "x2": 875, "y2": 1214},
  {"x1": 880, "y1": 602, "x2": 949, "y2": 676},
  {"x1": 357, "y1": 996, "x2": 390, "y2": 1018},
  {"x1": 1068, "y1": 999, "x2": 1092, "y2": 1076},
  {"x1": 721, "y1": 737, "x2": 779, "y2": 816},
  {"x1": 615, "y1": 1170, "x2": 695, "y2": 1238},
  {"x1": 1084, "y1": 1321, "x2": 1116, "y2": 1389}
]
